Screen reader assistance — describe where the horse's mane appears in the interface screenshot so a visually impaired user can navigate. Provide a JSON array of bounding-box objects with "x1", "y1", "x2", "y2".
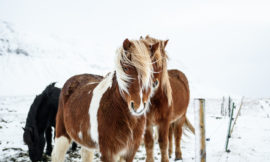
[
  {"x1": 145, "y1": 36, "x2": 172, "y2": 106},
  {"x1": 25, "y1": 82, "x2": 57, "y2": 128},
  {"x1": 115, "y1": 40, "x2": 152, "y2": 96}
]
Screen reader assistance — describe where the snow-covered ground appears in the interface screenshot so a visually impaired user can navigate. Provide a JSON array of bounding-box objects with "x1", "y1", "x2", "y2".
[
  {"x1": 0, "y1": 96, "x2": 270, "y2": 162},
  {"x1": 1, "y1": 20, "x2": 270, "y2": 161}
]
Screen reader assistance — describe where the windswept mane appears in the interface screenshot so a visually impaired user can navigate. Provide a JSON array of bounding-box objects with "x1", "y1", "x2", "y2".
[
  {"x1": 115, "y1": 40, "x2": 152, "y2": 95},
  {"x1": 145, "y1": 36, "x2": 172, "y2": 106}
]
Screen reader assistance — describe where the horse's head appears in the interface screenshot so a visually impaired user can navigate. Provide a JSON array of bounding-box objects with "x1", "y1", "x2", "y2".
[
  {"x1": 23, "y1": 125, "x2": 45, "y2": 162},
  {"x1": 115, "y1": 39, "x2": 153, "y2": 116},
  {"x1": 142, "y1": 35, "x2": 172, "y2": 106}
]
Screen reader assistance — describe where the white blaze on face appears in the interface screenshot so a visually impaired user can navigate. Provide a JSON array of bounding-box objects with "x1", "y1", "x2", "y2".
[
  {"x1": 88, "y1": 72, "x2": 114, "y2": 144},
  {"x1": 131, "y1": 89, "x2": 146, "y2": 116}
]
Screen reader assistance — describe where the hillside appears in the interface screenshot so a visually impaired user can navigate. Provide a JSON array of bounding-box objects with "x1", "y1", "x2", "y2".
[{"x1": 0, "y1": 21, "x2": 113, "y2": 96}]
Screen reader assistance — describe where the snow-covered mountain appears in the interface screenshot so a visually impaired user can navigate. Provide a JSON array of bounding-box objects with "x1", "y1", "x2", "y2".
[
  {"x1": 0, "y1": 21, "x2": 113, "y2": 96},
  {"x1": 0, "y1": 21, "x2": 30, "y2": 56}
]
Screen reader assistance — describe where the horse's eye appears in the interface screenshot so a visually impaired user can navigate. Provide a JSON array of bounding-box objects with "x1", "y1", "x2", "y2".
[
  {"x1": 155, "y1": 80, "x2": 159, "y2": 86},
  {"x1": 153, "y1": 79, "x2": 159, "y2": 88},
  {"x1": 123, "y1": 67, "x2": 128, "y2": 71}
]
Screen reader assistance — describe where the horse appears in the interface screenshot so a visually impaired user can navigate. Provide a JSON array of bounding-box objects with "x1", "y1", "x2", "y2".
[
  {"x1": 23, "y1": 83, "x2": 60, "y2": 162},
  {"x1": 52, "y1": 39, "x2": 154, "y2": 162},
  {"x1": 142, "y1": 36, "x2": 194, "y2": 162}
]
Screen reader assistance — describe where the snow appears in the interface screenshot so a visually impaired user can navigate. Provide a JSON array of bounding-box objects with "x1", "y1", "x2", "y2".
[
  {"x1": 1, "y1": 96, "x2": 270, "y2": 161},
  {"x1": 0, "y1": 21, "x2": 112, "y2": 96},
  {"x1": 1, "y1": 20, "x2": 270, "y2": 161}
]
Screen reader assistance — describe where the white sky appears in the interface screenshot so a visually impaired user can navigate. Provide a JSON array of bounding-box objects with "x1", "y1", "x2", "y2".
[{"x1": 0, "y1": 0, "x2": 270, "y2": 98}]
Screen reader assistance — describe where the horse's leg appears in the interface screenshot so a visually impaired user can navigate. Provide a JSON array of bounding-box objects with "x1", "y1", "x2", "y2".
[
  {"x1": 119, "y1": 156, "x2": 126, "y2": 162},
  {"x1": 158, "y1": 121, "x2": 170, "y2": 162},
  {"x1": 144, "y1": 123, "x2": 154, "y2": 162},
  {"x1": 174, "y1": 117, "x2": 185, "y2": 160},
  {"x1": 124, "y1": 136, "x2": 142, "y2": 162},
  {"x1": 168, "y1": 124, "x2": 174, "y2": 158},
  {"x1": 52, "y1": 105, "x2": 71, "y2": 162},
  {"x1": 81, "y1": 148, "x2": 94, "y2": 162},
  {"x1": 45, "y1": 126, "x2": 53, "y2": 155},
  {"x1": 100, "y1": 153, "x2": 117, "y2": 162},
  {"x1": 52, "y1": 136, "x2": 71, "y2": 162}
]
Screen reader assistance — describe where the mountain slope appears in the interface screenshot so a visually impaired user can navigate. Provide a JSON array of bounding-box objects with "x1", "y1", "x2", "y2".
[{"x1": 0, "y1": 21, "x2": 112, "y2": 96}]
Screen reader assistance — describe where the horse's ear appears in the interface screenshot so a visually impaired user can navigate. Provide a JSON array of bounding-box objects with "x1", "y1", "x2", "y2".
[
  {"x1": 145, "y1": 35, "x2": 150, "y2": 39},
  {"x1": 51, "y1": 82, "x2": 56, "y2": 87},
  {"x1": 139, "y1": 36, "x2": 143, "y2": 40},
  {"x1": 123, "y1": 39, "x2": 132, "y2": 51},
  {"x1": 164, "y1": 40, "x2": 169, "y2": 48},
  {"x1": 151, "y1": 42, "x2": 159, "y2": 54}
]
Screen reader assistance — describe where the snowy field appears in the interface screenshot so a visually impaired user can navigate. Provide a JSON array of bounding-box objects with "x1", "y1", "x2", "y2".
[
  {"x1": 1, "y1": 8, "x2": 270, "y2": 161},
  {"x1": 0, "y1": 96, "x2": 269, "y2": 162}
]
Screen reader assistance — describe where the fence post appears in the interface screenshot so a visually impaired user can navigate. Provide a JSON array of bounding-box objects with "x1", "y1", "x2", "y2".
[
  {"x1": 230, "y1": 97, "x2": 244, "y2": 135},
  {"x1": 221, "y1": 96, "x2": 225, "y2": 116},
  {"x1": 228, "y1": 97, "x2": 231, "y2": 117},
  {"x1": 225, "y1": 102, "x2": 235, "y2": 152},
  {"x1": 195, "y1": 98, "x2": 206, "y2": 162}
]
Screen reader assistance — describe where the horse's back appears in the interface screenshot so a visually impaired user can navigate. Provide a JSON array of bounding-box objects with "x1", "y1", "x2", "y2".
[
  {"x1": 61, "y1": 74, "x2": 103, "y2": 103},
  {"x1": 168, "y1": 69, "x2": 190, "y2": 118},
  {"x1": 168, "y1": 69, "x2": 189, "y2": 93}
]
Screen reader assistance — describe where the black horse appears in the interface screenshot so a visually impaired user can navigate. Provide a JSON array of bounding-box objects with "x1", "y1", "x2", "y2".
[{"x1": 23, "y1": 83, "x2": 77, "y2": 161}]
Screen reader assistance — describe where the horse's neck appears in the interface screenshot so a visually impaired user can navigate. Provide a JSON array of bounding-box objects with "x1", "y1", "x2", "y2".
[
  {"x1": 105, "y1": 75, "x2": 128, "y2": 111},
  {"x1": 153, "y1": 83, "x2": 167, "y2": 102},
  {"x1": 25, "y1": 105, "x2": 39, "y2": 128}
]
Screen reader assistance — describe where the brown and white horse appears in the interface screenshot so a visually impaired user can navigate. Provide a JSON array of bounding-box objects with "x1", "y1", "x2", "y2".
[
  {"x1": 142, "y1": 36, "x2": 194, "y2": 162},
  {"x1": 52, "y1": 39, "x2": 153, "y2": 162}
]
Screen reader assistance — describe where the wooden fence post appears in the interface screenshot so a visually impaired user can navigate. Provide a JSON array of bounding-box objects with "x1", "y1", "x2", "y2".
[
  {"x1": 230, "y1": 97, "x2": 244, "y2": 135},
  {"x1": 221, "y1": 96, "x2": 225, "y2": 116},
  {"x1": 195, "y1": 98, "x2": 206, "y2": 162},
  {"x1": 228, "y1": 97, "x2": 231, "y2": 117}
]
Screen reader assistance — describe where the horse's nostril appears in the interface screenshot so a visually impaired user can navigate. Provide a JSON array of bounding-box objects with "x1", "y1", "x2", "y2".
[
  {"x1": 144, "y1": 102, "x2": 146, "y2": 107},
  {"x1": 131, "y1": 101, "x2": 134, "y2": 109}
]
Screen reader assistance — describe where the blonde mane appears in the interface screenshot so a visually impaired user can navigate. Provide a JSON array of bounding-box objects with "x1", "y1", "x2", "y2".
[
  {"x1": 115, "y1": 40, "x2": 153, "y2": 96},
  {"x1": 145, "y1": 36, "x2": 172, "y2": 106}
]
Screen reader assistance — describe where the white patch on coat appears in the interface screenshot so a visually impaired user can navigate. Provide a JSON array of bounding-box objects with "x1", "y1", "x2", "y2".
[
  {"x1": 80, "y1": 147, "x2": 94, "y2": 162},
  {"x1": 87, "y1": 82, "x2": 100, "y2": 85},
  {"x1": 88, "y1": 72, "x2": 114, "y2": 144},
  {"x1": 78, "y1": 131, "x2": 83, "y2": 140},
  {"x1": 52, "y1": 136, "x2": 70, "y2": 162}
]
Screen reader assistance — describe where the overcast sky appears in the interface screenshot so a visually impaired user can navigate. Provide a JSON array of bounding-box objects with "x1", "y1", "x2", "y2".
[{"x1": 0, "y1": 0, "x2": 270, "y2": 98}]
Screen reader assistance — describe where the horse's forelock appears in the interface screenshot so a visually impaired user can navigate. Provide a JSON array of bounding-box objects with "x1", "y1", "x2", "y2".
[
  {"x1": 115, "y1": 40, "x2": 152, "y2": 95},
  {"x1": 131, "y1": 40, "x2": 153, "y2": 90},
  {"x1": 144, "y1": 36, "x2": 172, "y2": 106}
]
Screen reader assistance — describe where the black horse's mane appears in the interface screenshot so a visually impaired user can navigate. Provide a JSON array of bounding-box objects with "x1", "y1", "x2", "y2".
[{"x1": 25, "y1": 82, "x2": 57, "y2": 129}]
